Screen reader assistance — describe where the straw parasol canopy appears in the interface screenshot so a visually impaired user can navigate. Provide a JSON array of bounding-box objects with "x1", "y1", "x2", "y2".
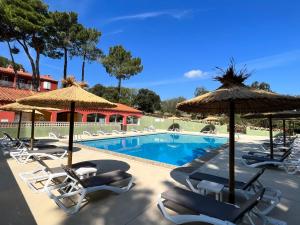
[
  {"x1": 17, "y1": 83, "x2": 117, "y2": 167},
  {"x1": 176, "y1": 62, "x2": 300, "y2": 203},
  {"x1": 0, "y1": 102, "x2": 58, "y2": 112},
  {"x1": 242, "y1": 110, "x2": 300, "y2": 120},
  {"x1": 169, "y1": 116, "x2": 180, "y2": 120},
  {"x1": 17, "y1": 85, "x2": 115, "y2": 109},
  {"x1": 203, "y1": 116, "x2": 222, "y2": 122},
  {"x1": 0, "y1": 102, "x2": 60, "y2": 146},
  {"x1": 177, "y1": 86, "x2": 300, "y2": 114}
]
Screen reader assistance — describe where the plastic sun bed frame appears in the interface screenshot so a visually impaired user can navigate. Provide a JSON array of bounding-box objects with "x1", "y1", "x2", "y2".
[
  {"x1": 158, "y1": 187, "x2": 286, "y2": 225},
  {"x1": 19, "y1": 156, "x2": 97, "y2": 193},
  {"x1": 97, "y1": 130, "x2": 112, "y2": 135},
  {"x1": 186, "y1": 168, "x2": 281, "y2": 216},
  {"x1": 10, "y1": 145, "x2": 68, "y2": 164},
  {"x1": 82, "y1": 131, "x2": 98, "y2": 136},
  {"x1": 46, "y1": 165, "x2": 134, "y2": 214},
  {"x1": 241, "y1": 149, "x2": 292, "y2": 168}
]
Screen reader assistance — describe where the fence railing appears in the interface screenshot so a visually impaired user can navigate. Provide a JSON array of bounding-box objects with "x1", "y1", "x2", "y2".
[{"x1": 0, "y1": 121, "x2": 122, "y2": 128}]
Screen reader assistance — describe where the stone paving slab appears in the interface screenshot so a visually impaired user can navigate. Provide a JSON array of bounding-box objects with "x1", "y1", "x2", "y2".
[{"x1": 1, "y1": 133, "x2": 299, "y2": 225}]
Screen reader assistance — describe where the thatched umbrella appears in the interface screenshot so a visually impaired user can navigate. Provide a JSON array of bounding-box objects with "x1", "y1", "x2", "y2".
[
  {"x1": 242, "y1": 110, "x2": 300, "y2": 151},
  {"x1": 0, "y1": 102, "x2": 58, "y2": 148},
  {"x1": 203, "y1": 116, "x2": 221, "y2": 121},
  {"x1": 177, "y1": 63, "x2": 300, "y2": 203},
  {"x1": 17, "y1": 84, "x2": 116, "y2": 166}
]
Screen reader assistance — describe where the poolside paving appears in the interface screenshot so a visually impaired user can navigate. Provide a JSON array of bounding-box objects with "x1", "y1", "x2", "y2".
[{"x1": 1, "y1": 133, "x2": 300, "y2": 225}]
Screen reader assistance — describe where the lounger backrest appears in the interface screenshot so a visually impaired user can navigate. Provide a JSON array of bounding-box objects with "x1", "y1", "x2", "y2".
[
  {"x1": 232, "y1": 188, "x2": 265, "y2": 222},
  {"x1": 32, "y1": 156, "x2": 53, "y2": 173},
  {"x1": 61, "y1": 165, "x2": 87, "y2": 188},
  {"x1": 3, "y1": 132, "x2": 14, "y2": 141},
  {"x1": 281, "y1": 149, "x2": 292, "y2": 161},
  {"x1": 242, "y1": 168, "x2": 265, "y2": 190}
]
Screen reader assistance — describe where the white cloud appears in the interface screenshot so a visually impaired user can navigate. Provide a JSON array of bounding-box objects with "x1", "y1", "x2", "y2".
[
  {"x1": 108, "y1": 10, "x2": 192, "y2": 23},
  {"x1": 184, "y1": 69, "x2": 208, "y2": 78}
]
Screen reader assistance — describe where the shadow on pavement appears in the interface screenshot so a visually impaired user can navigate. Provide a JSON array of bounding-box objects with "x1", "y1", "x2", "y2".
[{"x1": 0, "y1": 154, "x2": 37, "y2": 225}]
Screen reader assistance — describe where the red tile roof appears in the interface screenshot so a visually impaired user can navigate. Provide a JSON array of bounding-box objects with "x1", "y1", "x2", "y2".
[
  {"x1": 0, "y1": 67, "x2": 57, "y2": 82},
  {"x1": 0, "y1": 86, "x2": 35, "y2": 105},
  {"x1": 108, "y1": 103, "x2": 142, "y2": 114}
]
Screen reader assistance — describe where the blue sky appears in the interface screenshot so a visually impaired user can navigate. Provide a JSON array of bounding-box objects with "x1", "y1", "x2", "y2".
[{"x1": 1, "y1": 0, "x2": 300, "y2": 100}]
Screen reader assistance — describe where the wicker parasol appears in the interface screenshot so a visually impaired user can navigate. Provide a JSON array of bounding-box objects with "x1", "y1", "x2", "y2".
[
  {"x1": 0, "y1": 102, "x2": 59, "y2": 148},
  {"x1": 177, "y1": 63, "x2": 300, "y2": 203},
  {"x1": 17, "y1": 84, "x2": 116, "y2": 166}
]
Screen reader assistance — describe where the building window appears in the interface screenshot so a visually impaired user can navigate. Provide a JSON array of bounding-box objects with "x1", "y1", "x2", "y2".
[
  {"x1": 2, "y1": 75, "x2": 9, "y2": 81},
  {"x1": 109, "y1": 114, "x2": 123, "y2": 123},
  {"x1": 126, "y1": 116, "x2": 139, "y2": 124},
  {"x1": 87, "y1": 113, "x2": 105, "y2": 123},
  {"x1": 43, "y1": 81, "x2": 51, "y2": 90}
]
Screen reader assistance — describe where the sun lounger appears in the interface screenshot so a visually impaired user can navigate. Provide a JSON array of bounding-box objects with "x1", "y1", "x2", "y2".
[
  {"x1": 158, "y1": 187, "x2": 285, "y2": 225},
  {"x1": 187, "y1": 169, "x2": 265, "y2": 193},
  {"x1": 82, "y1": 131, "x2": 98, "y2": 136},
  {"x1": 241, "y1": 149, "x2": 292, "y2": 168},
  {"x1": 281, "y1": 158, "x2": 300, "y2": 174},
  {"x1": 48, "y1": 132, "x2": 66, "y2": 139},
  {"x1": 112, "y1": 130, "x2": 126, "y2": 134},
  {"x1": 46, "y1": 165, "x2": 133, "y2": 214},
  {"x1": 19, "y1": 156, "x2": 97, "y2": 192},
  {"x1": 10, "y1": 146, "x2": 68, "y2": 164},
  {"x1": 187, "y1": 168, "x2": 281, "y2": 215},
  {"x1": 131, "y1": 128, "x2": 143, "y2": 133},
  {"x1": 97, "y1": 130, "x2": 112, "y2": 135}
]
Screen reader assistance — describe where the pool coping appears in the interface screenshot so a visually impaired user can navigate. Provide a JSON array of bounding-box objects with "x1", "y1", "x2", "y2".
[{"x1": 74, "y1": 133, "x2": 229, "y2": 169}]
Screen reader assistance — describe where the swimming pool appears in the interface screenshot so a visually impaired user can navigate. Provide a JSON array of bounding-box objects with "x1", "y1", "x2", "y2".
[{"x1": 80, "y1": 133, "x2": 227, "y2": 166}]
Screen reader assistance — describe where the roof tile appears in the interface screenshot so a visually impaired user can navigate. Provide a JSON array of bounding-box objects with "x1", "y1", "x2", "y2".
[{"x1": 0, "y1": 87, "x2": 35, "y2": 104}]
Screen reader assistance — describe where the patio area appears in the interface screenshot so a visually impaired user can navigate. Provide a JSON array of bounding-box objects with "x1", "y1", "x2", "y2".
[{"x1": 1, "y1": 133, "x2": 300, "y2": 225}]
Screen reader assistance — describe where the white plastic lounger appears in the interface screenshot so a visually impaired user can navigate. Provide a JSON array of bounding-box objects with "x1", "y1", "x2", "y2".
[
  {"x1": 281, "y1": 159, "x2": 300, "y2": 174},
  {"x1": 131, "y1": 128, "x2": 143, "y2": 133},
  {"x1": 82, "y1": 131, "x2": 98, "y2": 136},
  {"x1": 20, "y1": 157, "x2": 97, "y2": 193},
  {"x1": 10, "y1": 147, "x2": 67, "y2": 164},
  {"x1": 158, "y1": 187, "x2": 286, "y2": 225},
  {"x1": 48, "y1": 132, "x2": 66, "y2": 139},
  {"x1": 46, "y1": 166, "x2": 133, "y2": 214},
  {"x1": 112, "y1": 130, "x2": 126, "y2": 134},
  {"x1": 241, "y1": 150, "x2": 292, "y2": 168},
  {"x1": 97, "y1": 130, "x2": 112, "y2": 135}
]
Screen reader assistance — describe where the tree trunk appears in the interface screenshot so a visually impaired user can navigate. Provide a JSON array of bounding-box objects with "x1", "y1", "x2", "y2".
[
  {"x1": 117, "y1": 78, "x2": 122, "y2": 102},
  {"x1": 35, "y1": 49, "x2": 41, "y2": 91},
  {"x1": 7, "y1": 41, "x2": 19, "y2": 89},
  {"x1": 81, "y1": 54, "x2": 86, "y2": 82},
  {"x1": 63, "y1": 47, "x2": 68, "y2": 87},
  {"x1": 17, "y1": 39, "x2": 38, "y2": 91}
]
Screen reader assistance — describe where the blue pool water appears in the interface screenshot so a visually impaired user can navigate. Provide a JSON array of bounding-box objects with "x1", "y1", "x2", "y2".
[{"x1": 80, "y1": 133, "x2": 227, "y2": 166}]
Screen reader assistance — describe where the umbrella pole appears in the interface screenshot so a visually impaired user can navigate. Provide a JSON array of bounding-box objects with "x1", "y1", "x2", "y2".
[
  {"x1": 17, "y1": 111, "x2": 22, "y2": 139},
  {"x1": 68, "y1": 102, "x2": 75, "y2": 167},
  {"x1": 269, "y1": 116, "x2": 273, "y2": 159},
  {"x1": 283, "y1": 119, "x2": 286, "y2": 147},
  {"x1": 31, "y1": 109, "x2": 35, "y2": 150},
  {"x1": 228, "y1": 101, "x2": 235, "y2": 204}
]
